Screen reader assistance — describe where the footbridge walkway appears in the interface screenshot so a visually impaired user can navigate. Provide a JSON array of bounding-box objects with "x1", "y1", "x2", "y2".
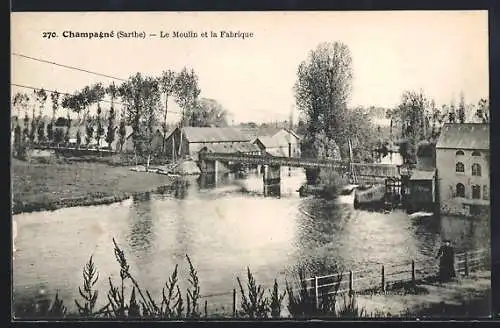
[{"x1": 198, "y1": 151, "x2": 401, "y2": 179}]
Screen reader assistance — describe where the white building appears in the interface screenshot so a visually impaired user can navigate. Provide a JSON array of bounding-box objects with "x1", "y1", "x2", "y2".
[{"x1": 436, "y1": 123, "x2": 489, "y2": 216}]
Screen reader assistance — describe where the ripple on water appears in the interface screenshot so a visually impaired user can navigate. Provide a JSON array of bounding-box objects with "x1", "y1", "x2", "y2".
[{"x1": 12, "y1": 172, "x2": 490, "y2": 315}]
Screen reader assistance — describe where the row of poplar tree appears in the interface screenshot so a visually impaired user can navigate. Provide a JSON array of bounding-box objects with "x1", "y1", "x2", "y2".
[{"x1": 12, "y1": 68, "x2": 202, "y2": 161}]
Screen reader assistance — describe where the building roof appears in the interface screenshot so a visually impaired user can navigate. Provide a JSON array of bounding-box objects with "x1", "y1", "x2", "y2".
[
  {"x1": 203, "y1": 142, "x2": 260, "y2": 153},
  {"x1": 254, "y1": 136, "x2": 282, "y2": 149},
  {"x1": 436, "y1": 123, "x2": 489, "y2": 150},
  {"x1": 266, "y1": 147, "x2": 288, "y2": 157},
  {"x1": 410, "y1": 169, "x2": 436, "y2": 181},
  {"x1": 236, "y1": 126, "x2": 282, "y2": 139},
  {"x1": 183, "y1": 127, "x2": 249, "y2": 143}
]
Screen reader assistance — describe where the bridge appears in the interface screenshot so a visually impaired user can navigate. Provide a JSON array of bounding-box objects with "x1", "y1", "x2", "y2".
[{"x1": 198, "y1": 151, "x2": 401, "y2": 179}]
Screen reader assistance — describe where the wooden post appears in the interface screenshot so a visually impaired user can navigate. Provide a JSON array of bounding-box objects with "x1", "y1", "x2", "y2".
[
  {"x1": 381, "y1": 265, "x2": 386, "y2": 293},
  {"x1": 349, "y1": 271, "x2": 354, "y2": 294},
  {"x1": 411, "y1": 260, "x2": 416, "y2": 285},
  {"x1": 464, "y1": 252, "x2": 469, "y2": 276},
  {"x1": 314, "y1": 276, "x2": 319, "y2": 311},
  {"x1": 232, "y1": 288, "x2": 237, "y2": 317}
]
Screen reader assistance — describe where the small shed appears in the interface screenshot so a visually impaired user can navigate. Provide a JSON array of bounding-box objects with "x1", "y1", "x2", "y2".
[{"x1": 408, "y1": 169, "x2": 437, "y2": 212}]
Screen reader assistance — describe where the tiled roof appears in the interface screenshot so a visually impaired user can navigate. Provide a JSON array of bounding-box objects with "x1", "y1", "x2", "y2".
[
  {"x1": 254, "y1": 136, "x2": 281, "y2": 149},
  {"x1": 183, "y1": 127, "x2": 249, "y2": 143},
  {"x1": 204, "y1": 142, "x2": 260, "y2": 153},
  {"x1": 436, "y1": 123, "x2": 489, "y2": 150},
  {"x1": 236, "y1": 126, "x2": 283, "y2": 139}
]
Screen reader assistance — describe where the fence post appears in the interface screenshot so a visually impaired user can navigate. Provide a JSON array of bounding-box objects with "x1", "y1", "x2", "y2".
[
  {"x1": 411, "y1": 260, "x2": 416, "y2": 285},
  {"x1": 314, "y1": 276, "x2": 319, "y2": 311},
  {"x1": 232, "y1": 288, "x2": 236, "y2": 317},
  {"x1": 464, "y1": 252, "x2": 469, "y2": 276},
  {"x1": 381, "y1": 265, "x2": 386, "y2": 293},
  {"x1": 349, "y1": 271, "x2": 354, "y2": 295}
]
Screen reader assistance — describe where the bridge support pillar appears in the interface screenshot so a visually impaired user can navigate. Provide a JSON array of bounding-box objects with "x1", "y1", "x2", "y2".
[
  {"x1": 263, "y1": 165, "x2": 281, "y2": 197},
  {"x1": 199, "y1": 159, "x2": 216, "y2": 174}
]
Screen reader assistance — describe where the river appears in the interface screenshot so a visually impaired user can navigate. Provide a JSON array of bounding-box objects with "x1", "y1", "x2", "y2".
[{"x1": 12, "y1": 166, "x2": 490, "y2": 317}]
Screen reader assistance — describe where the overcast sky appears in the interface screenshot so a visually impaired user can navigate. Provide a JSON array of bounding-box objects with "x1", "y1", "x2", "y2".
[{"x1": 11, "y1": 11, "x2": 488, "y2": 124}]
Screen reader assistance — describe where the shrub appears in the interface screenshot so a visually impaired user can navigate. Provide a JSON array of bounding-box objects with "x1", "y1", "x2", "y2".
[{"x1": 318, "y1": 169, "x2": 346, "y2": 199}]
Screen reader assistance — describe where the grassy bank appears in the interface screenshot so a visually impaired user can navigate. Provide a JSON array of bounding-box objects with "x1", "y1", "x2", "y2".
[{"x1": 11, "y1": 159, "x2": 178, "y2": 214}]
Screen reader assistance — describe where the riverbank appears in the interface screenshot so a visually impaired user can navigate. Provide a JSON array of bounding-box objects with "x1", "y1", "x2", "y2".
[
  {"x1": 357, "y1": 270, "x2": 491, "y2": 318},
  {"x1": 12, "y1": 159, "x2": 178, "y2": 215}
]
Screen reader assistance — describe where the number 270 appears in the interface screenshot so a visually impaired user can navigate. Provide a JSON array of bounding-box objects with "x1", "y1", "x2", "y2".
[{"x1": 42, "y1": 32, "x2": 57, "y2": 39}]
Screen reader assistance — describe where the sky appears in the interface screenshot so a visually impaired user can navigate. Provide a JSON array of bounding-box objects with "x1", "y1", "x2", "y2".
[{"x1": 11, "y1": 11, "x2": 489, "y2": 124}]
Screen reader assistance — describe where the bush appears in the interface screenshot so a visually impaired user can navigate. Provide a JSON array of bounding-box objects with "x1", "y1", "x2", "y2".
[{"x1": 318, "y1": 169, "x2": 346, "y2": 199}]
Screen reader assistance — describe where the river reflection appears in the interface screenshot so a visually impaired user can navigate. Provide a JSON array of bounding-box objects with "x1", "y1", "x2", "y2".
[{"x1": 12, "y1": 169, "x2": 490, "y2": 317}]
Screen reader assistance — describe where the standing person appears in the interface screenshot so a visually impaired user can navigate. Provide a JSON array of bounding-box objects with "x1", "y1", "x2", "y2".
[{"x1": 436, "y1": 239, "x2": 456, "y2": 282}]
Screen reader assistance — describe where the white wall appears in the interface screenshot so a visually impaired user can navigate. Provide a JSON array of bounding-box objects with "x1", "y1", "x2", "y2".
[{"x1": 436, "y1": 148, "x2": 490, "y2": 215}]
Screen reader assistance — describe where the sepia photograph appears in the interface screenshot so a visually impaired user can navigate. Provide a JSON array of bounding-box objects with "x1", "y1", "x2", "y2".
[{"x1": 11, "y1": 11, "x2": 491, "y2": 320}]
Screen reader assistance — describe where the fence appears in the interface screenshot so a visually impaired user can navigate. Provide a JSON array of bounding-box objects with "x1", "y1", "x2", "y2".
[
  {"x1": 196, "y1": 248, "x2": 490, "y2": 317},
  {"x1": 302, "y1": 248, "x2": 490, "y2": 309}
]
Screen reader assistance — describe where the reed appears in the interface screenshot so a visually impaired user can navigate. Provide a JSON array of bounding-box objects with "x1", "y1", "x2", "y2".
[{"x1": 15, "y1": 236, "x2": 450, "y2": 320}]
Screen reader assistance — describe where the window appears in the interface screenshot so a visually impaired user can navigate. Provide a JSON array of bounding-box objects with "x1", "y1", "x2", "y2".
[
  {"x1": 456, "y1": 162, "x2": 465, "y2": 173},
  {"x1": 456, "y1": 183, "x2": 465, "y2": 197},
  {"x1": 456, "y1": 150, "x2": 465, "y2": 156},
  {"x1": 472, "y1": 185, "x2": 481, "y2": 199},
  {"x1": 483, "y1": 185, "x2": 489, "y2": 200},
  {"x1": 472, "y1": 163, "x2": 481, "y2": 176},
  {"x1": 472, "y1": 150, "x2": 481, "y2": 156}
]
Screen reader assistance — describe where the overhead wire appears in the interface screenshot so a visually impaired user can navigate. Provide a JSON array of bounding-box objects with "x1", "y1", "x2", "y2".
[{"x1": 12, "y1": 52, "x2": 290, "y2": 121}]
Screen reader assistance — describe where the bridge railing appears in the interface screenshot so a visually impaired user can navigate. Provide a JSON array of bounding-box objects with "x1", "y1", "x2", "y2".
[{"x1": 199, "y1": 152, "x2": 400, "y2": 177}]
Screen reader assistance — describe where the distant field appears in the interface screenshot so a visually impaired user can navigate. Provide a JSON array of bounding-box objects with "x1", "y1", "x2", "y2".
[{"x1": 11, "y1": 159, "x2": 176, "y2": 214}]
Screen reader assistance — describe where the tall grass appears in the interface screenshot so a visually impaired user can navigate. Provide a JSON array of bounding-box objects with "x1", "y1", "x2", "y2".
[{"x1": 16, "y1": 237, "x2": 390, "y2": 320}]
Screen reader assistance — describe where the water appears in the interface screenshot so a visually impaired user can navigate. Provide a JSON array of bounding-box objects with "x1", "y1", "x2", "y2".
[{"x1": 12, "y1": 167, "x2": 490, "y2": 316}]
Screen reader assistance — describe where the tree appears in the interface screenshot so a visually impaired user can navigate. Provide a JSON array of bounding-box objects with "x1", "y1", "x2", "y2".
[
  {"x1": 13, "y1": 92, "x2": 30, "y2": 154},
  {"x1": 29, "y1": 91, "x2": 37, "y2": 145},
  {"x1": 475, "y1": 98, "x2": 489, "y2": 123},
  {"x1": 448, "y1": 98, "x2": 456, "y2": 123},
  {"x1": 391, "y1": 90, "x2": 429, "y2": 163},
  {"x1": 106, "y1": 105, "x2": 116, "y2": 151},
  {"x1": 294, "y1": 42, "x2": 353, "y2": 160},
  {"x1": 37, "y1": 120, "x2": 46, "y2": 144},
  {"x1": 13, "y1": 118, "x2": 22, "y2": 157},
  {"x1": 23, "y1": 112, "x2": 30, "y2": 146},
  {"x1": 106, "y1": 83, "x2": 119, "y2": 151},
  {"x1": 85, "y1": 116, "x2": 95, "y2": 147},
  {"x1": 159, "y1": 70, "x2": 177, "y2": 154},
  {"x1": 174, "y1": 67, "x2": 201, "y2": 126},
  {"x1": 34, "y1": 88, "x2": 48, "y2": 144},
  {"x1": 54, "y1": 128, "x2": 64, "y2": 144},
  {"x1": 76, "y1": 130, "x2": 82, "y2": 148},
  {"x1": 61, "y1": 92, "x2": 85, "y2": 143},
  {"x1": 118, "y1": 73, "x2": 162, "y2": 169},
  {"x1": 118, "y1": 120, "x2": 127, "y2": 152},
  {"x1": 187, "y1": 98, "x2": 229, "y2": 127},
  {"x1": 95, "y1": 103, "x2": 105, "y2": 150},
  {"x1": 64, "y1": 113, "x2": 71, "y2": 144},
  {"x1": 296, "y1": 119, "x2": 307, "y2": 137},
  {"x1": 13, "y1": 92, "x2": 30, "y2": 118},
  {"x1": 80, "y1": 83, "x2": 105, "y2": 143},
  {"x1": 458, "y1": 92, "x2": 466, "y2": 123},
  {"x1": 48, "y1": 91, "x2": 60, "y2": 143}
]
